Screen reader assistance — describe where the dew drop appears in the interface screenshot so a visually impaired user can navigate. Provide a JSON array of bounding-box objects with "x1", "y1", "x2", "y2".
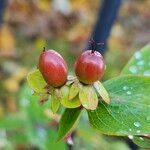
[
  {"x1": 139, "y1": 137, "x2": 144, "y2": 141},
  {"x1": 123, "y1": 86, "x2": 128, "y2": 90},
  {"x1": 126, "y1": 91, "x2": 131, "y2": 95},
  {"x1": 128, "y1": 135, "x2": 133, "y2": 139},
  {"x1": 134, "y1": 51, "x2": 142, "y2": 59},
  {"x1": 129, "y1": 128, "x2": 132, "y2": 131},
  {"x1": 136, "y1": 130, "x2": 141, "y2": 133},
  {"x1": 129, "y1": 66, "x2": 138, "y2": 74},
  {"x1": 134, "y1": 122, "x2": 141, "y2": 128},
  {"x1": 137, "y1": 60, "x2": 145, "y2": 66},
  {"x1": 144, "y1": 70, "x2": 150, "y2": 76}
]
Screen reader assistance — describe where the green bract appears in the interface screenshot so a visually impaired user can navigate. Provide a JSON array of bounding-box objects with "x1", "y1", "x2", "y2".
[
  {"x1": 27, "y1": 69, "x2": 47, "y2": 93},
  {"x1": 27, "y1": 70, "x2": 109, "y2": 110},
  {"x1": 59, "y1": 85, "x2": 81, "y2": 108}
]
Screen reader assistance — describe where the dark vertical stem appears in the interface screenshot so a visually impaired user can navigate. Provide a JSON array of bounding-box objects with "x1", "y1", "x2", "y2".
[
  {"x1": 0, "y1": 0, "x2": 7, "y2": 27},
  {"x1": 43, "y1": 47, "x2": 46, "y2": 52},
  {"x1": 87, "y1": 0, "x2": 122, "y2": 54}
]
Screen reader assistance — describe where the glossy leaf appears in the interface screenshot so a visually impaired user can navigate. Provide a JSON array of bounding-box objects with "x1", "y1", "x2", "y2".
[
  {"x1": 79, "y1": 85, "x2": 98, "y2": 110},
  {"x1": 57, "y1": 108, "x2": 82, "y2": 141},
  {"x1": 121, "y1": 45, "x2": 150, "y2": 145},
  {"x1": 94, "y1": 81, "x2": 110, "y2": 104},
  {"x1": 121, "y1": 44, "x2": 150, "y2": 76},
  {"x1": 60, "y1": 86, "x2": 81, "y2": 108},
  {"x1": 27, "y1": 69, "x2": 47, "y2": 93},
  {"x1": 69, "y1": 82, "x2": 79, "y2": 100},
  {"x1": 88, "y1": 75, "x2": 150, "y2": 136}
]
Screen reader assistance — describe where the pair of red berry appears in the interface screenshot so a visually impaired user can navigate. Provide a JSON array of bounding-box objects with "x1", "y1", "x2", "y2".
[{"x1": 39, "y1": 48, "x2": 105, "y2": 87}]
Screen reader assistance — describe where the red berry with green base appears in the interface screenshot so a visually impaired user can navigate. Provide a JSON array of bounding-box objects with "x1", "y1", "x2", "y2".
[
  {"x1": 39, "y1": 49, "x2": 68, "y2": 87},
  {"x1": 74, "y1": 50, "x2": 105, "y2": 84}
]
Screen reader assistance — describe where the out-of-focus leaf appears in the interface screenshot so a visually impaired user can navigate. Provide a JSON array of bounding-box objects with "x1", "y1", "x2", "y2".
[
  {"x1": 0, "y1": 114, "x2": 27, "y2": 129},
  {"x1": 79, "y1": 85, "x2": 98, "y2": 110},
  {"x1": 27, "y1": 69, "x2": 47, "y2": 93},
  {"x1": 94, "y1": 81, "x2": 110, "y2": 104},
  {"x1": 121, "y1": 44, "x2": 150, "y2": 76},
  {"x1": 18, "y1": 83, "x2": 50, "y2": 123},
  {"x1": 60, "y1": 86, "x2": 81, "y2": 108},
  {"x1": 121, "y1": 44, "x2": 150, "y2": 146},
  {"x1": 57, "y1": 108, "x2": 82, "y2": 141}
]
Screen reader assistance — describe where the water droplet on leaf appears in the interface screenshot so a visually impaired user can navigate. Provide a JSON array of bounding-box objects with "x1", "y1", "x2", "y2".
[
  {"x1": 134, "y1": 51, "x2": 142, "y2": 59},
  {"x1": 139, "y1": 137, "x2": 144, "y2": 141},
  {"x1": 134, "y1": 122, "x2": 141, "y2": 128},
  {"x1": 136, "y1": 130, "x2": 141, "y2": 133},
  {"x1": 129, "y1": 128, "x2": 132, "y2": 131},
  {"x1": 129, "y1": 66, "x2": 138, "y2": 74},
  {"x1": 126, "y1": 91, "x2": 131, "y2": 95},
  {"x1": 123, "y1": 86, "x2": 128, "y2": 90},
  {"x1": 137, "y1": 60, "x2": 145, "y2": 66},
  {"x1": 144, "y1": 70, "x2": 150, "y2": 76}
]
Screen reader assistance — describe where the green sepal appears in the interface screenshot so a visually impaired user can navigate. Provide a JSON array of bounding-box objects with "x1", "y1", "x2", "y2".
[
  {"x1": 27, "y1": 69, "x2": 47, "y2": 94},
  {"x1": 94, "y1": 81, "x2": 110, "y2": 104},
  {"x1": 60, "y1": 86, "x2": 81, "y2": 108},
  {"x1": 69, "y1": 82, "x2": 79, "y2": 100},
  {"x1": 79, "y1": 85, "x2": 98, "y2": 110}
]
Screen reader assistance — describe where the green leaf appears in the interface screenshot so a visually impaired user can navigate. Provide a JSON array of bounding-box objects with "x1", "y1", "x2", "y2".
[
  {"x1": 69, "y1": 82, "x2": 79, "y2": 100},
  {"x1": 132, "y1": 136, "x2": 150, "y2": 149},
  {"x1": 60, "y1": 86, "x2": 81, "y2": 108},
  {"x1": 94, "y1": 81, "x2": 110, "y2": 104},
  {"x1": 57, "y1": 108, "x2": 82, "y2": 141},
  {"x1": 79, "y1": 85, "x2": 98, "y2": 110},
  {"x1": 121, "y1": 44, "x2": 150, "y2": 76},
  {"x1": 121, "y1": 45, "x2": 150, "y2": 145},
  {"x1": 87, "y1": 75, "x2": 150, "y2": 136},
  {"x1": 27, "y1": 69, "x2": 47, "y2": 93},
  {"x1": 51, "y1": 93, "x2": 60, "y2": 113}
]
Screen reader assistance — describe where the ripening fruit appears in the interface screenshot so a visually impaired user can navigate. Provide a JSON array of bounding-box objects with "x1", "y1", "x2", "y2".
[
  {"x1": 74, "y1": 50, "x2": 105, "y2": 84},
  {"x1": 39, "y1": 49, "x2": 68, "y2": 87}
]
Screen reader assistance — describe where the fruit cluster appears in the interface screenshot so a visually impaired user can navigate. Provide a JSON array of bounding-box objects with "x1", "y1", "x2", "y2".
[{"x1": 28, "y1": 46, "x2": 110, "y2": 112}]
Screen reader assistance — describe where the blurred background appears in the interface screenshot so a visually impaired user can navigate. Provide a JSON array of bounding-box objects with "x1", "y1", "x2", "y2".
[{"x1": 0, "y1": 0, "x2": 149, "y2": 149}]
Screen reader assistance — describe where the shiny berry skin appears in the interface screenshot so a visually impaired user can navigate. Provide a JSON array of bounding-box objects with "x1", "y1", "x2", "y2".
[
  {"x1": 39, "y1": 50, "x2": 68, "y2": 87},
  {"x1": 74, "y1": 50, "x2": 105, "y2": 84}
]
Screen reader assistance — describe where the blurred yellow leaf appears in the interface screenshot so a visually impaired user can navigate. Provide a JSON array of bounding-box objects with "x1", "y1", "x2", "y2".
[
  {"x1": 4, "y1": 78, "x2": 19, "y2": 93},
  {"x1": 0, "y1": 26, "x2": 15, "y2": 57}
]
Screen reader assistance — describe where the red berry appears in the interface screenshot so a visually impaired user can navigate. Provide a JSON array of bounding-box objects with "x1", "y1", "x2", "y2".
[
  {"x1": 39, "y1": 49, "x2": 68, "y2": 87},
  {"x1": 74, "y1": 50, "x2": 105, "y2": 84}
]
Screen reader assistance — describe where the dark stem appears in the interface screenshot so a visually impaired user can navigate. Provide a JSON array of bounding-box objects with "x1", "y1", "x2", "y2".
[
  {"x1": 43, "y1": 47, "x2": 46, "y2": 52},
  {"x1": 91, "y1": 42, "x2": 96, "y2": 53},
  {"x1": 88, "y1": 39, "x2": 104, "y2": 53}
]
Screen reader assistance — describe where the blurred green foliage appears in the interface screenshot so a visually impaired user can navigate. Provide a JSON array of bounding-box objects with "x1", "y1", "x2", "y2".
[{"x1": 0, "y1": 0, "x2": 149, "y2": 149}]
